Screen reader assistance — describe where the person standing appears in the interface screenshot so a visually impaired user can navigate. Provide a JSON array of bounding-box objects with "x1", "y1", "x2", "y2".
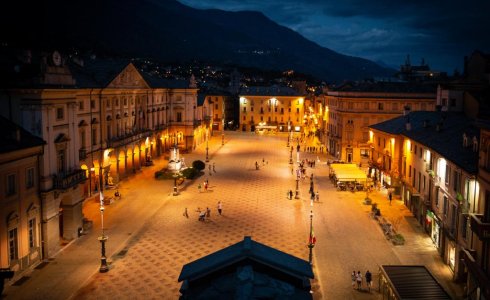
[
  {"x1": 365, "y1": 270, "x2": 372, "y2": 292},
  {"x1": 217, "y1": 201, "x2": 222, "y2": 215},
  {"x1": 389, "y1": 192, "x2": 393, "y2": 205},
  {"x1": 289, "y1": 190, "x2": 293, "y2": 200},
  {"x1": 206, "y1": 207, "x2": 211, "y2": 218},
  {"x1": 315, "y1": 191, "x2": 319, "y2": 201},
  {"x1": 183, "y1": 207, "x2": 189, "y2": 218},
  {"x1": 356, "y1": 271, "x2": 362, "y2": 290},
  {"x1": 213, "y1": 162, "x2": 216, "y2": 172},
  {"x1": 351, "y1": 271, "x2": 356, "y2": 289},
  {"x1": 198, "y1": 183, "x2": 202, "y2": 193}
]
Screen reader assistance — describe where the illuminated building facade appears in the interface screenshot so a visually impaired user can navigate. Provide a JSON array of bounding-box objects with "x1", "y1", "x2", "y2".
[{"x1": 239, "y1": 86, "x2": 305, "y2": 133}]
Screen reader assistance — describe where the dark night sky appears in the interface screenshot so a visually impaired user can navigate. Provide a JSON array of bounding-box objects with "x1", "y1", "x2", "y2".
[{"x1": 179, "y1": 0, "x2": 490, "y2": 73}]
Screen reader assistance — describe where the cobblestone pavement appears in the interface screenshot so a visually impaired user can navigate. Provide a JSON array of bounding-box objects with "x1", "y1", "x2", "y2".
[{"x1": 3, "y1": 131, "x2": 463, "y2": 300}]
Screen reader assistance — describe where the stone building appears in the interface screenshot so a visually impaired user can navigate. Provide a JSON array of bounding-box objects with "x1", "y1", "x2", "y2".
[
  {"x1": 324, "y1": 82, "x2": 436, "y2": 164},
  {"x1": 239, "y1": 86, "x2": 305, "y2": 133},
  {"x1": 0, "y1": 51, "x2": 199, "y2": 258},
  {"x1": 0, "y1": 116, "x2": 44, "y2": 273}
]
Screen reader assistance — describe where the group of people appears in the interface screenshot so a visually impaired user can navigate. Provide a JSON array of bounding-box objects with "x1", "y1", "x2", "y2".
[
  {"x1": 351, "y1": 270, "x2": 372, "y2": 291},
  {"x1": 186, "y1": 201, "x2": 223, "y2": 222},
  {"x1": 198, "y1": 179, "x2": 209, "y2": 192}
]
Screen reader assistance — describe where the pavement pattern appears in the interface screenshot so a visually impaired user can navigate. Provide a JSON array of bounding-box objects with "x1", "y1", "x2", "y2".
[{"x1": 2, "y1": 131, "x2": 464, "y2": 300}]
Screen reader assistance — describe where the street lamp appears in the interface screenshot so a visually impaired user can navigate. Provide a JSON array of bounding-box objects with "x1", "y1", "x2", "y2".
[
  {"x1": 295, "y1": 177, "x2": 300, "y2": 199},
  {"x1": 98, "y1": 193, "x2": 108, "y2": 273},
  {"x1": 173, "y1": 173, "x2": 179, "y2": 196},
  {"x1": 308, "y1": 210, "x2": 315, "y2": 265},
  {"x1": 205, "y1": 128, "x2": 209, "y2": 162}
]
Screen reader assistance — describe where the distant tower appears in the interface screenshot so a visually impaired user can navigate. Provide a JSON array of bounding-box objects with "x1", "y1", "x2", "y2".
[
  {"x1": 189, "y1": 74, "x2": 197, "y2": 88},
  {"x1": 229, "y1": 69, "x2": 242, "y2": 94}
]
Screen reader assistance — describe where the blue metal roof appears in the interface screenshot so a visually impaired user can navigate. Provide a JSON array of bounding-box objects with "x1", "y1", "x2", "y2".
[{"x1": 178, "y1": 236, "x2": 313, "y2": 283}]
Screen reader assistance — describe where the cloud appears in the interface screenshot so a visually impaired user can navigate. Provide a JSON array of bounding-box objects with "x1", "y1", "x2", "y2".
[{"x1": 178, "y1": 0, "x2": 490, "y2": 72}]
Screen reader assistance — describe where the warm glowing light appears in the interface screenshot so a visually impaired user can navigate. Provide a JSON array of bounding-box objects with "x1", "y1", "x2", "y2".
[{"x1": 240, "y1": 97, "x2": 247, "y2": 104}]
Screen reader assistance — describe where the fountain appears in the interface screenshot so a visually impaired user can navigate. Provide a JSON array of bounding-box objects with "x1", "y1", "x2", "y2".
[{"x1": 168, "y1": 139, "x2": 182, "y2": 171}]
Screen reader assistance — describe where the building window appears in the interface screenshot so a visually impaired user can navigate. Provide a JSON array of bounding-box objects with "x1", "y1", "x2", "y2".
[
  {"x1": 57, "y1": 149, "x2": 66, "y2": 174},
  {"x1": 348, "y1": 102, "x2": 354, "y2": 109},
  {"x1": 176, "y1": 112, "x2": 182, "y2": 122},
  {"x1": 91, "y1": 100, "x2": 96, "y2": 109},
  {"x1": 28, "y1": 218, "x2": 36, "y2": 248},
  {"x1": 445, "y1": 164, "x2": 450, "y2": 184},
  {"x1": 243, "y1": 115, "x2": 246, "y2": 121},
  {"x1": 26, "y1": 167, "x2": 34, "y2": 189},
  {"x1": 461, "y1": 216, "x2": 468, "y2": 240},
  {"x1": 56, "y1": 107, "x2": 64, "y2": 120},
  {"x1": 6, "y1": 174, "x2": 16, "y2": 196},
  {"x1": 243, "y1": 107, "x2": 247, "y2": 112},
  {"x1": 115, "y1": 99, "x2": 119, "y2": 107},
  {"x1": 364, "y1": 102, "x2": 369, "y2": 110},
  {"x1": 281, "y1": 108, "x2": 284, "y2": 114},
  {"x1": 378, "y1": 103, "x2": 384, "y2": 110},
  {"x1": 362, "y1": 131, "x2": 369, "y2": 142},
  {"x1": 443, "y1": 195, "x2": 448, "y2": 215},
  {"x1": 92, "y1": 128, "x2": 97, "y2": 145},
  {"x1": 215, "y1": 104, "x2": 218, "y2": 110},
  {"x1": 296, "y1": 108, "x2": 299, "y2": 113},
  {"x1": 392, "y1": 103, "x2": 398, "y2": 111},
  {"x1": 8, "y1": 228, "x2": 18, "y2": 261},
  {"x1": 124, "y1": 98, "x2": 128, "y2": 106},
  {"x1": 106, "y1": 99, "x2": 111, "y2": 108},
  {"x1": 79, "y1": 101, "x2": 84, "y2": 110},
  {"x1": 288, "y1": 107, "x2": 291, "y2": 113},
  {"x1": 409, "y1": 166, "x2": 411, "y2": 177},
  {"x1": 251, "y1": 107, "x2": 254, "y2": 112},
  {"x1": 453, "y1": 170, "x2": 461, "y2": 193}
]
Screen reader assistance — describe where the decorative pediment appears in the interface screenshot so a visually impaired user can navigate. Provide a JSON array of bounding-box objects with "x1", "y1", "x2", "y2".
[
  {"x1": 107, "y1": 64, "x2": 149, "y2": 89},
  {"x1": 55, "y1": 133, "x2": 70, "y2": 143},
  {"x1": 27, "y1": 203, "x2": 39, "y2": 218},
  {"x1": 78, "y1": 120, "x2": 88, "y2": 127},
  {"x1": 7, "y1": 211, "x2": 19, "y2": 227}
]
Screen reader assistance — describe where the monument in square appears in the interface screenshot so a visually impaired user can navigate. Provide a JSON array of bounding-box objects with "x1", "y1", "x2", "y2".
[{"x1": 168, "y1": 139, "x2": 182, "y2": 171}]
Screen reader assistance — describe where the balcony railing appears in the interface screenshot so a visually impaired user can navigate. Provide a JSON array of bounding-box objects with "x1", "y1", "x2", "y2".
[
  {"x1": 107, "y1": 129, "x2": 151, "y2": 148},
  {"x1": 470, "y1": 214, "x2": 490, "y2": 240},
  {"x1": 53, "y1": 169, "x2": 87, "y2": 190},
  {"x1": 461, "y1": 249, "x2": 490, "y2": 299}
]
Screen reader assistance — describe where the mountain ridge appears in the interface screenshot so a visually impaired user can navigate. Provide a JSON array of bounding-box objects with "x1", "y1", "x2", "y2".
[{"x1": 0, "y1": 0, "x2": 394, "y2": 82}]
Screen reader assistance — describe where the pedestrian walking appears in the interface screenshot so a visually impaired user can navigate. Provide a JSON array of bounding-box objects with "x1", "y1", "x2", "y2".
[
  {"x1": 351, "y1": 271, "x2": 356, "y2": 289},
  {"x1": 217, "y1": 201, "x2": 222, "y2": 215},
  {"x1": 204, "y1": 181, "x2": 208, "y2": 191},
  {"x1": 183, "y1": 207, "x2": 189, "y2": 218},
  {"x1": 206, "y1": 207, "x2": 211, "y2": 218},
  {"x1": 198, "y1": 183, "x2": 201, "y2": 193},
  {"x1": 289, "y1": 190, "x2": 293, "y2": 200},
  {"x1": 315, "y1": 191, "x2": 319, "y2": 201},
  {"x1": 262, "y1": 158, "x2": 265, "y2": 166},
  {"x1": 389, "y1": 192, "x2": 393, "y2": 205},
  {"x1": 365, "y1": 270, "x2": 372, "y2": 292},
  {"x1": 356, "y1": 271, "x2": 362, "y2": 290}
]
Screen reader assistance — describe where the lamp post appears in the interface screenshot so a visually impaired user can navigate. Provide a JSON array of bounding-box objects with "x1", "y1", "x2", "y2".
[
  {"x1": 308, "y1": 210, "x2": 315, "y2": 265},
  {"x1": 173, "y1": 173, "x2": 179, "y2": 196},
  {"x1": 98, "y1": 195, "x2": 108, "y2": 273},
  {"x1": 295, "y1": 177, "x2": 300, "y2": 199},
  {"x1": 205, "y1": 129, "x2": 209, "y2": 162}
]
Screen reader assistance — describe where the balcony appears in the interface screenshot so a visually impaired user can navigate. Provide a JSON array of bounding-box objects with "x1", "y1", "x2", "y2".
[
  {"x1": 461, "y1": 249, "x2": 490, "y2": 299},
  {"x1": 470, "y1": 214, "x2": 490, "y2": 240},
  {"x1": 53, "y1": 169, "x2": 87, "y2": 190},
  {"x1": 107, "y1": 129, "x2": 151, "y2": 148}
]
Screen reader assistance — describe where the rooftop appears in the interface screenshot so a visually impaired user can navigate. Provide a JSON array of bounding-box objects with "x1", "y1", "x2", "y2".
[{"x1": 370, "y1": 111, "x2": 479, "y2": 174}]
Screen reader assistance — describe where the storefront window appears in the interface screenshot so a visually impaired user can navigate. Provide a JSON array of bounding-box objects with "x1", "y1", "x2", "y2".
[{"x1": 448, "y1": 243, "x2": 456, "y2": 271}]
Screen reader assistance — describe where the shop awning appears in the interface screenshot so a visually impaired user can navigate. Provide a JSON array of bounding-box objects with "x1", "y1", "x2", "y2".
[
  {"x1": 379, "y1": 265, "x2": 451, "y2": 300},
  {"x1": 330, "y1": 164, "x2": 367, "y2": 182}
]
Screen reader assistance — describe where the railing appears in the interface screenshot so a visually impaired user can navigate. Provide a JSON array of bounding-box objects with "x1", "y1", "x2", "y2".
[
  {"x1": 107, "y1": 130, "x2": 151, "y2": 148},
  {"x1": 470, "y1": 214, "x2": 490, "y2": 240},
  {"x1": 53, "y1": 169, "x2": 87, "y2": 190}
]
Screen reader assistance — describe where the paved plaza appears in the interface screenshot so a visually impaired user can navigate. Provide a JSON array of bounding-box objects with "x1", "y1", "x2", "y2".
[{"x1": 3, "y1": 132, "x2": 463, "y2": 299}]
